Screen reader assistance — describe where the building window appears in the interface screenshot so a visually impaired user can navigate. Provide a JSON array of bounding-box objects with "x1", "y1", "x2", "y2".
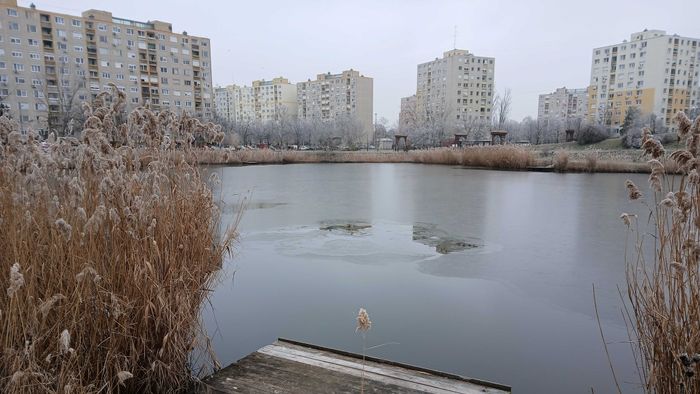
[
  {"x1": 55, "y1": 16, "x2": 64, "y2": 24},
  {"x1": 72, "y1": 19, "x2": 81, "y2": 27},
  {"x1": 7, "y1": 8, "x2": 18, "y2": 17}
]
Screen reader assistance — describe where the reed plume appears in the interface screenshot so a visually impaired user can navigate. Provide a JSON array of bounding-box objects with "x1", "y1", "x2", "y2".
[
  {"x1": 0, "y1": 88, "x2": 234, "y2": 393},
  {"x1": 623, "y1": 111, "x2": 700, "y2": 393}
]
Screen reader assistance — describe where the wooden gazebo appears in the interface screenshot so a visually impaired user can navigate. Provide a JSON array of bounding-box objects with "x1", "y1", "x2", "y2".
[
  {"x1": 565, "y1": 129, "x2": 575, "y2": 142},
  {"x1": 394, "y1": 134, "x2": 408, "y2": 151},
  {"x1": 490, "y1": 130, "x2": 508, "y2": 145},
  {"x1": 454, "y1": 133, "x2": 468, "y2": 147}
]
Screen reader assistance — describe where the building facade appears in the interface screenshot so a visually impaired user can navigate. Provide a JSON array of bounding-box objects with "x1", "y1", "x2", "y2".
[
  {"x1": 537, "y1": 87, "x2": 588, "y2": 125},
  {"x1": 214, "y1": 77, "x2": 297, "y2": 124},
  {"x1": 588, "y1": 29, "x2": 699, "y2": 130},
  {"x1": 297, "y1": 69, "x2": 373, "y2": 136},
  {"x1": 415, "y1": 49, "x2": 495, "y2": 131},
  {"x1": 0, "y1": 0, "x2": 213, "y2": 133}
]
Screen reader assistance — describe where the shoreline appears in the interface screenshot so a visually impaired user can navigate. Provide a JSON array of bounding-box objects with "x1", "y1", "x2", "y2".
[{"x1": 195, "y1": 148, "x2": 654, "y2": 174}]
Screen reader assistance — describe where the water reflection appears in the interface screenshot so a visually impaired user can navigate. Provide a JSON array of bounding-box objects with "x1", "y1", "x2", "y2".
[{"x1": 203, "y1": 163, "x2": 651, "y2": 394}]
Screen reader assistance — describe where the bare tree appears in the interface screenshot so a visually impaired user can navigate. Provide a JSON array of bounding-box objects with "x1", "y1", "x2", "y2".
[
  {"x1": 36, "y1": 54, "x2": 88, "y2": 137},
  {"x1": 493, "y1": 88, "x2": 512, "y2": 130},
  {"x1": 459, "y1": 115, "x2": 488, "y2": 143}
]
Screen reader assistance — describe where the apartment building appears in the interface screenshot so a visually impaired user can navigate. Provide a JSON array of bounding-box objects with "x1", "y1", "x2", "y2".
[
  {"x1": 415, "y1": 49, "x2": 495, "y2": 131},
  {"x1": 537, "y1": 87, "x2": 588, "y2": 124},
  {"x1": 214, "y1": 84, "x2": 254, "y2": 123},
  {"x1": 0, "y1": 0, "x2": 213, "y2": 133},
  {"x1": 297, "y1": 69, "x2": 373, "y2": 135},
  {"x1": 588, "y1": 29, "x2": 700, "y2": 130},
  {"x1": 214, "y1": 77, "x2": 297, "y2": 123},
  {"x1": 214, "y1": 85, "x2": 235, "y2": 121}
]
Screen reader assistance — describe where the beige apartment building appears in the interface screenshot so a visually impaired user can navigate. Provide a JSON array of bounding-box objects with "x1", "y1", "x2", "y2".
[
  {"x1": 215, "y1": 78, "x2": 296, "y2": 124},
  {"x1": 538, "y1": 87, "x2": 588, "y2": 125},
  {"x1": 415, "y1": 49, "x2": 495, "y2": 131},
  {"x1": 0, "y1": 0, "x2": 213, "y2": 133},
  {"x1": 588, "y1": 29, "x2": 699, "y2": 130},
  {"x1": 297, "y1": 69, "x2": 373, "y2": 136}
]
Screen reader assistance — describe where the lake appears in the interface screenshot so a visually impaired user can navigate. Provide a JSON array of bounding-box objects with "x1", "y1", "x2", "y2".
[{"x1": 203, "y1": 163, "x2": 650, "y2": 393}]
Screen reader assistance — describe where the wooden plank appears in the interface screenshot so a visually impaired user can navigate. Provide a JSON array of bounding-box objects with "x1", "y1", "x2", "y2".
[
  {"x1": 195, "y1": 339, "x2": 511, "y2": 393},
  {"x1": 276, "y1": 338, "x2": 510, "y2": 392},
  {"x1": 259, "y1": 342, "x2": 504, "y2": 393}
]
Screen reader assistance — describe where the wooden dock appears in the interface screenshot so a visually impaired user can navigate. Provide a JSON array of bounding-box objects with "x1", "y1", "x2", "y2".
[{"x1": 195, "y1": 338, "x2": 510, "y2": 393}]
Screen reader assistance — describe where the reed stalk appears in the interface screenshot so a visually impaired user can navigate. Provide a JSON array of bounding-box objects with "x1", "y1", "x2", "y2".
[
  {"x1": 622, "y1": 112, "x2": 700, "y2": 393},
  {"x1": 0, "y1": 88, "x2": 235, "y2": 393}
]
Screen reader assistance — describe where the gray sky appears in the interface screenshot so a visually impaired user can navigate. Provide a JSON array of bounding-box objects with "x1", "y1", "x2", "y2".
[{"x1": 21, "y1": 0, "x2": 700, "y2": 125}]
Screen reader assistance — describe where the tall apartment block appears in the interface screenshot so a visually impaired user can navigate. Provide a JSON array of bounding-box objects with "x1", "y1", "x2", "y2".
[
  {"x1": 537, "y1": 87, "x2": 588, "y2": 124},
  {"x1": 415, "y1": 49, "x2": 495, "y2": 130},
  {"x1": 215, "y1": 84, "x2": 254, "y2": 123},
  {"x1": 0, "y1": 0, "x2": 213, "y2": 133},
  {"x1": 214, "y1": 77, "x2": 297, "y2": 123},
  {"x1": 214, "y1": 85, "x2": 236, "y2": 122},
  {"x1": 588, "y1": 29, "x2": 699, "y2": 130},
  {"x1": 297, "y1": 69, "x2": 373, "y2": 135}
]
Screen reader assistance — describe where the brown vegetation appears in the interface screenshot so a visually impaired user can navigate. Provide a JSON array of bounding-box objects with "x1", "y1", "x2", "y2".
[
  {"x1": 197, "y1": 146, "x2": 537, "y2": 170},
  {"x1": 0, "y1": 90, "x2": 234, "y2": 393},
  {"x1": 622, "y1": 112, "x2": 700, "y2": 393}
]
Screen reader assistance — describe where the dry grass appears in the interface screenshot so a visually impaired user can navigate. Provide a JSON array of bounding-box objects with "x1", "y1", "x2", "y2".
[
  {"x1": 196, "y1": 145, "x2": 667, "y2": 173},
  {"x1": 197, "y1": 146, "x2": 537, "y2": 170},
  {"x1": 552, "y1": 150, "x2": 570, "y2": 172},
  {"x1": 0, "y1": 90, "x2": 234, "y2": 393},
  {"x1": 622, "y1": 112, "x2": 700, "y2": 393}
]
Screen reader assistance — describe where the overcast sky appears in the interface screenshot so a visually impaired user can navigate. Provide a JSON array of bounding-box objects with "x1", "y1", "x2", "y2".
[{"x1": 21, "y1": 0, "x2": 700, "y2": 125}]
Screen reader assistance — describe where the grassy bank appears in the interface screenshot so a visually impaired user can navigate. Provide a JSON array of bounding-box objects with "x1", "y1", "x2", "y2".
[
  {"x1": 0, "y1": 92, "x2": 234, "y2": 393},
  {"x1": 195, "y1": 145, "x2": 659, "y2": 173},
  {"x1": 196, "y1": 146, "x2": 536, "y2": 170}
]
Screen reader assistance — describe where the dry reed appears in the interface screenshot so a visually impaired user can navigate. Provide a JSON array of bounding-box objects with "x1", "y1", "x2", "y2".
[
  {"x1": 553, "y1": 150, "x2": 570, "y2": 172},
  {"x1": 0, "y1": 88, "x2": 234, "y2": 393},
  {"x1": 356, "y1": 308, "x2": 372, "y2": 394},
  {"x1": 197, "y1": 146, "x2": 536, "y2": 170},
  {"x1": 623, "y1": 112, "x2": 700, "y2": 393}
]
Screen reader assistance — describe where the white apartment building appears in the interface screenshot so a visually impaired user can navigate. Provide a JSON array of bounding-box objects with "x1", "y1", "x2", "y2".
[
  {"x1": 214, "y1": 77, "x2": 296, "y2": 124},
  {"x1": 0, "y1": 0, "x2": 213, "y2": 133},
  {"x1": 537, "y1": 87, "x2": 588, "y2": 124},
  {"x1": 415, "y1": 49, "x2": 495, "y2": 131},
  {"x1": 214, "y1": 85, "x2": 235, "y2": 121},
  {"x1": 297, "y1": 69, "x2": 373, "y2": 135},
  {"x1": 588, "y1": 29, "x2": 700, "y2": 130}
]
